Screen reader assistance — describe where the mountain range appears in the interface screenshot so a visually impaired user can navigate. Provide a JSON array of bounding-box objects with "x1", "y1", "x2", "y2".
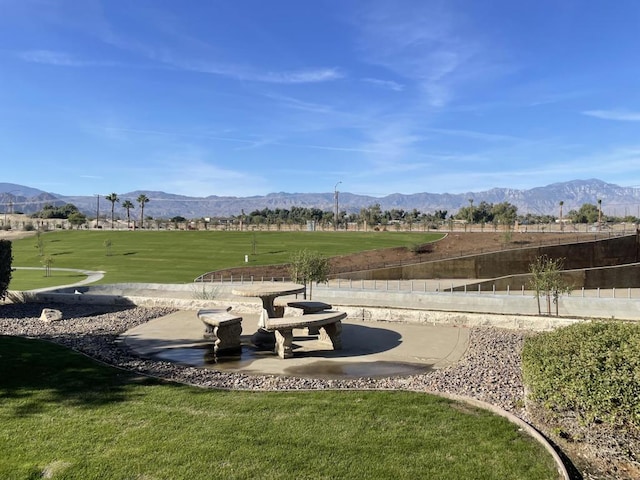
[{"x1": 1, "y1": 179, "x2": 639, "y2": 219}]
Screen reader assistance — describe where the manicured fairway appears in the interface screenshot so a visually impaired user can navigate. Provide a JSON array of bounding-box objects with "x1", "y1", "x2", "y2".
[
  {"x1": 0, "y1": 336, "x2": 560, "y2": 480},
  {"x1": 9, "y1": 230, "x2": 442, "y2": 285}
]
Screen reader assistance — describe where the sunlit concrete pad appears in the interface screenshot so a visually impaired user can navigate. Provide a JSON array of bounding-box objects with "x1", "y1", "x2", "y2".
[{"x1": 120, "y1": 310, "x2": 470, "y2": 379}]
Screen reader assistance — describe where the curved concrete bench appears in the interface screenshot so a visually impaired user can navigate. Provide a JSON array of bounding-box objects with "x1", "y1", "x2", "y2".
[
  {"x1": 197, "y1": 308, "x2": 242, "y2": 354},
  {"x1": 264, "y1": 311, "x2": 347, "y2": 359},
  {"x1": 281, "y1": 301, "x2": 333, "y2": 334}
]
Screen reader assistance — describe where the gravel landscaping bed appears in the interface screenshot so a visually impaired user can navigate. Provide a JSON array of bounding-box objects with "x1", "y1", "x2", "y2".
[{"x1": 0, "y1": 304, "x2": 527, "y2": 410}]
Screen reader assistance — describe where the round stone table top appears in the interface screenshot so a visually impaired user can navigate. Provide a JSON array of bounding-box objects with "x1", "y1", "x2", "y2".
[{"x1": 231, "y1": 282, "x2": 305, "y2": 298}]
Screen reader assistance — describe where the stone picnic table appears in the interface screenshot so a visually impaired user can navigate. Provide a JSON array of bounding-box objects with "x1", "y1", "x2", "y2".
[{"x1": 231, "y1": 282, "x2": 306, "y2": 348}]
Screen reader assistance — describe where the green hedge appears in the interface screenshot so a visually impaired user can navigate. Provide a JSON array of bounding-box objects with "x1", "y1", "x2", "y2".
[
  {"x1": 522, "y1": 321, "x2": 640, "y2": 429},
  {"x1": 0, "y1": 239, "x2": 12, "y2": 299}
]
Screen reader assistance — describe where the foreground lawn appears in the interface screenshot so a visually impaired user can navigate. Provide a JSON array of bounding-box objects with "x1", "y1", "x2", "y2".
[
  {"x1": 9, "y1": 230, "x2": 442, "y2": 284},
  {"x1": 0, "y1": 336, "x2": 559, "y2": 480}
]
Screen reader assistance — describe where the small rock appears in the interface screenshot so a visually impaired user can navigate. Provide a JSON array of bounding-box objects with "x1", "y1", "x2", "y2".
[{"x1": 40, "y1": 308, "x2": 63, "y2": 323}]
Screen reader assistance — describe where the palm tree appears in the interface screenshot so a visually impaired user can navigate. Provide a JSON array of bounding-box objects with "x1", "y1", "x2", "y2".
[
  {"x1": 597, "y1": 198, "x2": 602, "y2": 229},
  {"x1": 105, "y1": 193, "x2": 119, "y2": 229},
  {"x1": 559, "y1": 201, "x2": 564, "y2": 232},
  {"x1": 136, "y1": 194, "x2": 149, "y2": 229},
  {"x1": 122, "y1": 200, "x2": 134, "y2": 229}
]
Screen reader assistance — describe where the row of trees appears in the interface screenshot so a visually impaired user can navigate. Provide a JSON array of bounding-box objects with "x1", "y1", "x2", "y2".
[
  {"x1": 28, "y1": 194, "x2": 152, "y2": 229},
  {"x1": 104, "y1": 193, "x2": 150, "y2": 229},
  {"x1": 26, "y1": 199, "x2": 637, "y2": 230},
  {"x1": 241, "y1": 205, "x2": 449, "y2": 230},
  {"x1": 241, "y1": 201, "x2": 635, "y2": 229}
]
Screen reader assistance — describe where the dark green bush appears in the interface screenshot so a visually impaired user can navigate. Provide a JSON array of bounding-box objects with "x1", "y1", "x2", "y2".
[
  {"x1": 408, "y1": 243, "x2": 433, "y2": 254},
  {"x1": 0, "y1": 239, "x2": 12, "y2": 299},
  {"x1": 522, "y1": 321, "x2": 640, "y2": 429}
]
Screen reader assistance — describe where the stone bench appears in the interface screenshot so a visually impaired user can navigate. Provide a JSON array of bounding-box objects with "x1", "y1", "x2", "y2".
[
  {"x1": 279, "y1": 301, "x2": 333, "y2": 334},
  {"x1": 264, "y1": 310, "x2": 347, "y2": 359},
  {"x1": 197, "y1": 308, "x2": 242, "y2": 354},
  {"x1": 285, "y1": 301, "x2": 332, "y2": 314}
]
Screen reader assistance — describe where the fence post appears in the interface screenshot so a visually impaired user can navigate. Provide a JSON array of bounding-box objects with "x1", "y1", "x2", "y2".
[
  {"x1": 492, "y1": 284, "x2": 495, "y2": 295},
  {"x1": 612, "y1": 287, "x2": 616, "y2": 298},
  {"x1": 522, "y1": 285, "x2": 525, "y2": 296},
  {"x1": 507, "y1": 285, "x2": 510, "y2": 296},
  {"x1": 581, "y1": 287, "x2": 584, "y2": 297},
  {"x1": 597, "y1": 287, "x2": 600, "y2": 298},
  {"x1": 231, "y1": 274, "x2": 233, "y2": 284}
]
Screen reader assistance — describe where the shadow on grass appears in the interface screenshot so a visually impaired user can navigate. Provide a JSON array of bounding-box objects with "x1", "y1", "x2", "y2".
[{"x1": 0, "y1": 335, "x2": 156, "y2": 416}]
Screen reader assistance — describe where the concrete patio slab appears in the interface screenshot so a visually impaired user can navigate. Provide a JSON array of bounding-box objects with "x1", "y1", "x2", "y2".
[{"x1": 120, "y1": 310, "x2": 470, "y2": 379}]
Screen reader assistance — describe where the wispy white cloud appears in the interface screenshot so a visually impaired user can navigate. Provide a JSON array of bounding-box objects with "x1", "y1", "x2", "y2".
[
  {"x1": 98, "y1": 26, "x2": 343, "y2": 84},
  {"x1": 140, "y1": 148, "x2": 271, "y2": 197},
  {"x1": 582, "y1": 109, "x2": 640, "y2": 121},
  {"x1": 352, "y1": 2, "x2": 491, "y2": 107},
  {"x1": 426, "y1": 127, "x2": 522, "y2": 143},
  {"x1": 361, "y1": 78, "x2": 404, "y2": 91},
  {"x1": 17, "y1": 50, "x2": 119, "y2": 67},
  {"x1": 262, "y1": 93, "x2": 336, "y2": 114},
  {"x1": 257, "y1": 68, "x2": 343, "y2": 84},
  {"x1": 174, "y1": 60, "x2": 343, "y2": 84}
]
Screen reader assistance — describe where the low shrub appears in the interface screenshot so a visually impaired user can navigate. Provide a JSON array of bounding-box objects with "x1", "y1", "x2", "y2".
[
  {"x1": 408, "y1": 243, "x2": 433, "y2": 254},
  {"x1": 522, "y1": 321, "x2": 640, "y2": 429}
]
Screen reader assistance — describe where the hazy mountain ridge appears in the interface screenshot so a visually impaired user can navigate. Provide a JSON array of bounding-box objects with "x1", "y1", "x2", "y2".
[{"x1": 1, "y1": 179, "x2": 638, "y2": 219}]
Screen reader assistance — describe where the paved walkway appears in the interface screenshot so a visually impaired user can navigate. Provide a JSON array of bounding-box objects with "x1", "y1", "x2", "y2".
[
  {"x1": 121, "y1": 310, "x2": 470, "y2": 379},
  {"x1": 14, "y1": 267, "x2": 105, "y2": 291}
]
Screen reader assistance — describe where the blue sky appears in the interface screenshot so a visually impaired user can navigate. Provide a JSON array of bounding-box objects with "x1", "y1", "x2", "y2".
[{"x1": 2, "y1": 0, "x2": 640, "y2": 198}]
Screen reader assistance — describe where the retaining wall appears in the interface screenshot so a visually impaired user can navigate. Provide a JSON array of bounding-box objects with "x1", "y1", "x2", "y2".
[{"x1": 343, "y1": 234, "x2": 640, "y2": 289}]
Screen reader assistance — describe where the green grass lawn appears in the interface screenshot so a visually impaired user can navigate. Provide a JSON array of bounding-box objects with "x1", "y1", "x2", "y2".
[
  {"x1": 9, "y1": 230, "x2": 442, "y2": 286},
  {"x1": 0, "y1": 336, "x2": 560, "y2": 480},
  {"x1": 9, "y1": 268, "x2": 89, "y2": 291}
]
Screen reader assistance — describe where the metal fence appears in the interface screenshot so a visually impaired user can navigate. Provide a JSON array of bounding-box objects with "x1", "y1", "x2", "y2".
[{"x1": 195, "y1": 275, "x2": 640, "y2": 300}]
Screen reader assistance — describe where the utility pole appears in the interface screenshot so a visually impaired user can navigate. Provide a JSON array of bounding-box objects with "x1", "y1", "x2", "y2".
[
  {"x1": 95, "y1": 194, "x2": 100, "y2": 229},
  {"x1": 334, "y1": 181, "x2": 342, "y2": 231}
]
